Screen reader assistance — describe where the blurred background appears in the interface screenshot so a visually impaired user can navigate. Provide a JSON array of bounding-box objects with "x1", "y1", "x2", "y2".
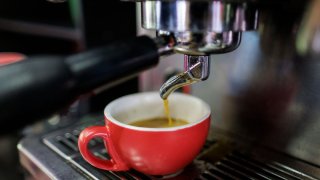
[
  {"x1": 0, "y1": 0, "x2": 319, "y2": 179},
  {"x1": 0, "y1": 0, "x2": 138, "y2": 179}
]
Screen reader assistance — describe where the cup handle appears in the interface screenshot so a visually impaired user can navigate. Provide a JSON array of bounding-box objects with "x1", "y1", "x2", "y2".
[{"x1": 78, "y1": 126, "x2": 129, "y2": 171}]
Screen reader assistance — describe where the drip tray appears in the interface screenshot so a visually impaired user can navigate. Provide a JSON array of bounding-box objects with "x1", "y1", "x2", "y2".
[{"x1": 18, "y1": 120, "x2": 320, "y2": 180}]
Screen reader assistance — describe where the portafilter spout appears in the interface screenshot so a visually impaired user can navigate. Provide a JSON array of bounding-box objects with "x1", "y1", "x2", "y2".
[{"x1": 160, "y1": 55, "x2": 210, "y2": 99}]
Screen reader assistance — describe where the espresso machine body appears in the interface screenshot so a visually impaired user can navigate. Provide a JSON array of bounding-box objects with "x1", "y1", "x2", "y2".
[
  {"x1": 16, "y1": 0, "x2": 320, "y2": 179},
  {"x1": 138, "y1": 0, "x2": 320, "y2": 174}
]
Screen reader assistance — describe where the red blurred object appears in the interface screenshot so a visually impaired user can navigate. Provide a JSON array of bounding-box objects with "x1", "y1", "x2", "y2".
[{"x1": 0, "y1": 52, "x2": 25, "y2": 66}]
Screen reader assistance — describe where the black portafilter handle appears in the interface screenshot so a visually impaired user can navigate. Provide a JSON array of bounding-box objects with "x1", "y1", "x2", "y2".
[{"x1": 0, "y1": 36, "x2": 159, "y2": 134}]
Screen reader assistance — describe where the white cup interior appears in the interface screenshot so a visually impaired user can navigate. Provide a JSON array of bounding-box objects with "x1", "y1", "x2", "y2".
[{"x1": 104, "y1": 92, "x2": 210, "y2": 130}]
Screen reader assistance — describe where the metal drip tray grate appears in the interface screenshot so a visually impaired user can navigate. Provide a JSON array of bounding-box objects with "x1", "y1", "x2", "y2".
[
  {"x1": 20, "y1": 120, "x2": 318, "y2": 180},
  {"x1": 197, "y1": 152, "x2": 318, "y2": 180}
]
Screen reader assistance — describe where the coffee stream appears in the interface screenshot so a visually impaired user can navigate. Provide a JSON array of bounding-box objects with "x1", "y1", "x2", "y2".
[{"x1": 163, "y1": 99, "x2": 173, "y2": 126}]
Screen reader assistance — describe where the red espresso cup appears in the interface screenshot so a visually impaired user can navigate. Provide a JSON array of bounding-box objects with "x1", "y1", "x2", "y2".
[{"x1": 78, "y1": 92, "x2": 211, "y2": 175}]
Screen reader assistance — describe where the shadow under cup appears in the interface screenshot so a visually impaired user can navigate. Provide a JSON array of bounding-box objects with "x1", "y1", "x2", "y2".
[{"x1": 78, "y1": 92, "x2": 211, "y2": 175}]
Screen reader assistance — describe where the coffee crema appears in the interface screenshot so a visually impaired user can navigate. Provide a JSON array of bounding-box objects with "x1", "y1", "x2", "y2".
[{"x1": 129, "y1": 117, "x2": 188, "y2": 128}]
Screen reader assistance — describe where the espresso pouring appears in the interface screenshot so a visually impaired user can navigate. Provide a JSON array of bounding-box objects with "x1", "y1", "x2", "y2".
[{"x1": 163, "y1": 99, "x2": 172, "y2": 126}]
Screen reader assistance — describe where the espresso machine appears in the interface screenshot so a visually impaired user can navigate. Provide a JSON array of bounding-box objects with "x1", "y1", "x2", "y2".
[{"x1": 13, "y1": 0, "x2": 320, "y2": 179}]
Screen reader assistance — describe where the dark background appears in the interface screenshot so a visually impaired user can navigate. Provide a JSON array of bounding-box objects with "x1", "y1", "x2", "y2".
[{"x1": 0, "y1": 0, "x2": 138, "y2": 179}]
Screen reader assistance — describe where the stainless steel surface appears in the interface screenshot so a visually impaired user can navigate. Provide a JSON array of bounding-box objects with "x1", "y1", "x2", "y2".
[
  {"x1": 138, "y1": 0, "x2": 257, "y2": 95},
  {"x1": 153, "y1": 33, "x2": 175, "y2": 56},
  {"x1": 140, "y1": 0, "x2": 258, "y2": 32},
  {"x1": 137, "y1": 0, "x2": 320, "y2": 169},
  {"x1": 200, "y1": 152, "x2": 319, "y2": 180},
  {"x1": 185, "y1": 55, "x2": 210, "y2": 81},
  {"x1": 195, "y1": 28, "x2": 320, "y2": 167},
  {"x1": 173, "y1": 31, "x2": 242, "y2": 55},
  {"x1": 140, "y1": 0, "x2": 255, "y2": 55},
  {"x1": 160, "y1": 55, "x2": 210, "y2": 99},
  {"x1": 18, "y1": 119, "x2": 320, "y2": 179},
  {"x1": 192, "y1": 0, "x2": 320, "y2": 167},
  {"x1": 18, "y1": 136, "x2": 86, "y2": 180}
]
